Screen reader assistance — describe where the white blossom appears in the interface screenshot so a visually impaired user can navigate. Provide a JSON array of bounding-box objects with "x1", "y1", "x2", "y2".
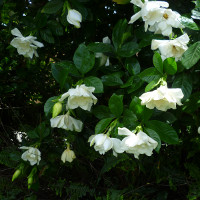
[
  {"x1": 151, "y1": 33, "x2": 189, "y2": 61},
  {"x1": 198, "y1": 127, "x2": 200, "y2": 134},
  {"x1": 20, "y1": 146, "x2": 41, "y2": 166},
  {"x1": 67, "y1": 9, "x2": 82, "y2": 28},
  {"x1": 129, "y1": 0, "x2": 169, "y2": 31},
  {"x1": 95, "y1": 36, "x2": 111, "y2": 66},
  {"x1": 111, "y1": 138, "x2": 125, "y2": 157},
  {"x1": 88, "y1": 134, "x2": 113, "y2": 155},
  {"x1": 10, "y1": 28, "x2": 44, "y2": 59},
  {"x1": 61, "y1": 146, "x2": 76, "y2": 163},
  {"x1": 149, "y1": 9, "x2": 183, "y2": 36},
  {"x1": 50, "y1": 112, "x2": 83, "y2": 132},
  {"x1": 139, "y1": 84, "x2": 184, "y2": 111},
  {"x1": 118, "y1": 127, "x2": 158, "y2": 159},
  {"x1": 88, "y1": 134, "x2": 125, "y2": 156},
  {"x1": 59, "y1": 84, "x2": 97, "y2": 111}
]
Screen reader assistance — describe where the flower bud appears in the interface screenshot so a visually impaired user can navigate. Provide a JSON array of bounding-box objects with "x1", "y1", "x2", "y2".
[
  {"x1": 28, "y1": 176, "x2": 34, "y2": 189},
  {"x1": 52, "y1": 102, "x2": 62, "y2": 118},
  {"x1": 12, "y1": 163, "x2": 25, "y2": 182},
  {"x1": 12, "y1": 169, "x2": 21, "y2": 182},
  {"x1": 27, "y1": 167, "x2": 37, "y2": 189}
]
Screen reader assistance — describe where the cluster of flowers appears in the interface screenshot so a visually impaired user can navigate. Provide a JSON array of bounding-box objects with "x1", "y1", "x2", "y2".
[
  {"x1": 129, "y1": 0, "x2": 189, "y2": 62},
  {"x1": 15, "y1": 0, "x2": 196, "y2": 166},
  {"x1": 10, "y1": 8, "x2": 82, "y2": 59},
  {"x1": 89, "y1": 127, "x2": 158, "y2": 158}
]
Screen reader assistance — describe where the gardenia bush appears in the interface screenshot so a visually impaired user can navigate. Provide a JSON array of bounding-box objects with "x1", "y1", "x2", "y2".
[{"x1": 1, "y1": 0, "x2": 200, "y2": 199}]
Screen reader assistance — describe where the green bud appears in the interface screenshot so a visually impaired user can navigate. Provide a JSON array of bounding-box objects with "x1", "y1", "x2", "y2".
[
  {"x1": 12, "y1": 163, "x2": 25, "y2": 182},
  {"x1": 52, "y1": 102, "x2": 62, "y2": 118},
  {"x1": 12, "y1": 169, "x2": 21, "y2": 182},
  {"x1": 27, "y1": 166, "x2": 37, "y2": 189},
  {"x1": 28, "y1": 176, "x2": 34, "y2": 189}
]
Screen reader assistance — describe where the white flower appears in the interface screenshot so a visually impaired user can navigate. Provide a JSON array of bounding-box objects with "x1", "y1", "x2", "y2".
[
  {"x1": 129, "y1": 0, "x2": 169, "y2": 31},
  {"x1": 151, "y1": 33, "x2": 189, "y2": 61},
  {"x1": 95, "y1": 36, "x2": 111, "y2": 66},
  {"x1": 198, "y1": 127, "x2": 200, "y2": 134},
  {"x1": 88, "y1": 134, "x2": 125, "y2": 156},
  {"x1": 59, "y1": 84, "x2": 97, "y2": 111},
  {"x1": 139, "y1": 84, "x2": 184, "y2": 111},
  {"x1": 67, "y1": 9, "x2": 82, "y2": 28},
  {"x1": 149, "y1": 9, "x2": 183, "y2": 36},
  {"x1": 118, "y1": 127, "x2": 158, "y2": 159},
  {"x1": 10, "y1": 28, "x2": 44, "y2": 59},
  {"x1": 88, "y1": 134, "x2": 113, "y2": 155},
  {"x1": 111, "y1": 138, "x2": 125, "y2": 157},
  {"x1": 61, "y1": 146, "x2": 76, "y2": 163},
  {"x1": 20, "y1": 146, "x2": 41, "y2": 166},
  {"x1": 50, "y1": 112, "x2": 83, "y2": 132}
]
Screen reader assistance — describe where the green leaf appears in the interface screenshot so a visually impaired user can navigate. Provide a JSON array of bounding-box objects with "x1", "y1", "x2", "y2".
[
  {"x1": 180, "y1": 16, "x2": 199, "y2": 30},
  {"x1": 93, "y1": 105, "x2": 115, "y2": 119},
  {"x1": 120, "y1": 76, "x2": 134, "y2": 88},
  {"x1": 125, "y1": 57, "x2": 140, "y2": 75},
  {"x1": 153, "y1": 52, "x2": 163, "y2": 74},
  {"x1": 84, "y1": 76, "x2": 104, "y2": 93},
  {"x1": 145, "y1": 78, "x2": 160, "y2": 92},
  {"x1": 129, "y1": 96, "x2": 144, "y2": 119},
  {"x1": 117, "y1": 41, "x2": 140, "y2": 57},
  {"x1": 44, "y1": 96, "x2": 58, "y2": 116},
  {"x1": 41, "y1": 0, "x2": 63, "y2": 14},
  {"x1": 181, "y1": 41, "x2": 200, "y2": 69},
  {"x1": 163, "y1": 57, "x2": 177, "y2": 75},
  {"x1": 87, "y1": 43, "x2": 114, "y2": 53},
  {"x1": 108, "y1": 94, "x2": 123, "y2": 117},
  {"x1": 40, "y1": 29, "x2": 54, "y2": 43},
  {"x1": 142, "y1": 107, "x2": 153, "y2": 122},
  {"x1": 123, "y1": 109, "x2": 138, "y2": 130},
  {"x1": 172, "y1": 73, "x2": 192, "y2": 101},
  {"x1": 139, "y1": 67, "x2": 162, "y2": 83},
  {"x1": 127, "y1": 76, "x2": 144, "y2": 93},
  {"x1": 47, "y1": 20, "x2": 63, "y2": 36},
  {"x1": 144, "y1": 128, "x2": 161, "y2": 152},
  {"x1": 146, "y1": 120, "x2": 179, "y2": 144},
  {"x1": 101, "y1": 74, "x2": 123, "y2": 86},
  {"x1": 73, "y1": 44, "x2": 95, "y2": 74},
  {"x1": 95, "y1": 118, "x2": 114, "y2": 134},
  {"x1": 51, "y1": 62, "x2": 69, "y2": 88},
  {"x1": 112, "y1": 19, "x2": 132, "y2": 50},
  {"x1": 27, "y1": 130, "x2": 39, "y2": 139}
]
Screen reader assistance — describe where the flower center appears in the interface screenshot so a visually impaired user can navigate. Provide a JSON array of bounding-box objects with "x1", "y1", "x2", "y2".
[{"x1": 163, "y1": 13, "x2": 169, "y2": 19}]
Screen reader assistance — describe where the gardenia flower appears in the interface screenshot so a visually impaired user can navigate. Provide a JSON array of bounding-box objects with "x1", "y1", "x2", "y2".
[
  {"x1": 88, "y1": 134, "x2": 125, "y2": 156},
  {"x1": 20, "y1": 146, "x2": 41, "y2": 166},
  {"x1": 10, "y1": 28, "x2": 44, "y2": 59},
  {"x1": 149, "y1": 9, "x2": 183, "y2": 36},
  {"x1": 151, "y1": 33, "x2": 189, "y2": 61},
  {"x1": 67, "y1": 9, "x2": 82, "y2": 28},
  {"x1": 118, "y1": 127, "x2": 158, "y2": 159},
  {"x1": 59, "y1": 84, "x2": 97, "y2": 111},
  {"x1": 139, "y1": 84, "x2": 184, "y2": 111},
  {"x1": 50, "y1": 112, "x2": 83, "y2": 132},
  {"x1": 61, "y1": 145, "x2": 76, "y2": 163},
  {"x1": 95, "y1": 36, "x2": 111, "y2": 66},
  {"x1": 129, "y1": 0, "x2": 169, "y2": 31}
]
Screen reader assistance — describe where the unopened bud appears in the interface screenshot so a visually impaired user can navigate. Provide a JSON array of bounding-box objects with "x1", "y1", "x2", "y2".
[
  {"x1": 52, "y1": 102, "x2": 62, "y2": 118},
  {"x1": 12, "y1": 169, "x2": 21, "y2": 182}
]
